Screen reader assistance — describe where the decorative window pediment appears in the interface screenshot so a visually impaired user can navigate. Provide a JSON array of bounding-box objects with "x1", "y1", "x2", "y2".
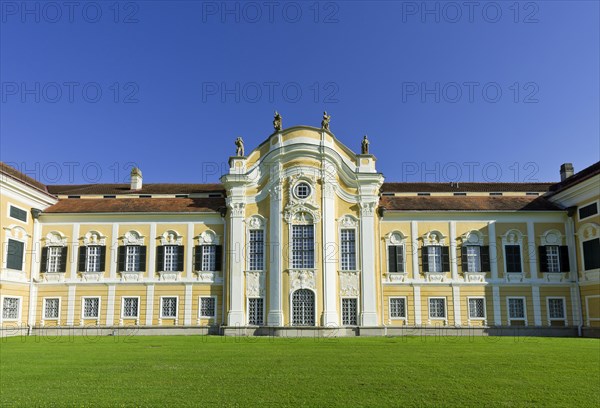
[
  {"x1": 386, "y1": 231, "x2": 407, "y2": 246},
  {"x1": 540, "y1": 229, "x2": 563, "y2": 246},
  {"x1": 501, "y1": 229, "x2": 524, "y2": 245},
  {"x1": 461, "y1": 230, "x2": 485, "y2": 246},
  {"x1": 196, "y1": 230, "x2": 220, "y2": 245},
  {"x1": 121, "y1": 230, "x2": 145, "y2": 246},
  {"x1": 422, "y1": 230, "x2": 446, "y2": 246},
  {"x1": 579, "y1": 223, "x2": 600, "y2": 240},
  {"x1": 338, "y1": 215, "x2": 359, "y2": 228},
  {"x1": 246, "y1": 215, "x2": 266, "y2": 230},
  {"x1": 3, "y1": 225, "x2": 29, "y2": 241},
  {"x1": 284, "y1": 203, "x2": 320, "y2": 224},
  {"x1": 44, "y1": 231, "x2": 67, "y2": 247},
  {"x1": 82, "y1": 231, "x2": 106, "y2": 246},
  {"x1": 160, "y1": 230, "x2": 183, "y2": 245}
]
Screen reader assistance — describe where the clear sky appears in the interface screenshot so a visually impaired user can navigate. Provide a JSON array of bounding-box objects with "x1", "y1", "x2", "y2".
[{"x1": 1, "y1": 0, "x2": 598, "y2": 185}]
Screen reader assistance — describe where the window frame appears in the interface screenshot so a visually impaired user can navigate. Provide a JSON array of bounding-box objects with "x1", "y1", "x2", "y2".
[
  {"x1": 507, "y1": 296, "x2": 528, "y2": 325},
  {"x1": 5, "y1": 237, "x2": 25, "y2": 271},
  {"x1": 291, "y1": 224, "x2": 315, "y2": 269},
  {"x1": 163, "y1": 245, "x2": 180, "y2": 272},
  {"x1": 1, "y1": 296, "x2": 22, "y2": 322},
  {"x1": 389, "y1": 296, "x2": 407, "y2": 321},
  {"x1": 198, "y1": 296, "x2": 217, "y2": 319},
  {"x1": 581, "y1": 237, "x2": 600, "y2": 272},
  {"x1": 85, "y1": 245, "x2": 102, "y2": 273},
  {"x1": 7, "y1": 203, "x2": 28, "y2": 223},
  {"x1": 125, "y1": 245, "x2": 141, "y2": 272},
  {"x1": 428, "y1": 297, "x2": 447, "y2": 320},
  {"x1": 46, "y1": 246, "x2": 62, "y2": 273},
  {"x1": 121, "y1": 296, "x2": 140, "y2": 319},
  {"x1": 43, "y1": 297, "x2": 61, "y2": 320},
  {"x1": 467, "y1": 296, "x2": 486, "y2": 321},
  {"x1": 160, "y1": 296, "x2": 179, "y2": 319},
  {"x1": 546, "y1": 297, "x2": 567, "y2": 324},
  {"x1": 465, "y1": 245, "x2": 482, "y2": 273},
  {"x1": 81, "y1": 296, "x2": 101, "y2": 320},
  {"x1": 341, "y1": 297, "x2": 359, "y2": 326},
  {"x1": 425, "y1": 245, "x2": 443, "y2": 273},
  {"x1": 340, "y1": 228, "x2": 357, "y2": 271},
  {"x1": 247, "y1": 297, "x2": 265, "y2": 326},
  {"x1": 293, "y1": 182, "x2": 312, "y2": 199},
  {"x1": 578, "y1": 201, "x2": 599, "y2": 222},
  {"x1": 248, "y1": 229, "x2": 265, "y2": 271}
]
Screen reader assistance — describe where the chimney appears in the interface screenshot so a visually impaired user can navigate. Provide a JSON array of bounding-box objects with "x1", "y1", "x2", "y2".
[
  {"x1": 560, "y1": 163, "x2": 574, "y2": 181},
  {"x1": 130, "y1": 167, "x2": 143, "y2": 190}
]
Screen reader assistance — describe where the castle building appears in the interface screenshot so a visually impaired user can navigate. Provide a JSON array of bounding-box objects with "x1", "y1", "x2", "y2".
[{"x1": 1, "y1": 124, "x2": 599, "y2": 336}]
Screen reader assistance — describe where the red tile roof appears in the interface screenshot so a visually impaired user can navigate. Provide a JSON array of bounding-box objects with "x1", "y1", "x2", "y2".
[
  {"x1": 0, "y1": 162, "x2": 54, "y2": 196},
  {"x1": 381, "y1": 182, "x2": 554, "y2": 193},
  {"x1": 548, "y1": 161, "x2": 600, "y2": 195},
  {"x1": 44, "y1": 198, "x2": 225, "y2": 214},
  {"x1": 380, "y1": 195, "x2": 562, "y2": 212},
  {"x1": 46, "y1": 183, "x2": 224, "y2": 195}
]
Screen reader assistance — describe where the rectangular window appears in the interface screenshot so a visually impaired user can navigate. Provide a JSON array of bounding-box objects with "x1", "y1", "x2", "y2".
[
  {"x1": 427, "y1": 246, "x2": 442, "y2": 273},
  {"x1": 583, "y1": 238, "x2": 600, "y2": 270},
  {"x1": 342, "y1": 298, "x2": 358, "y2": 325},
  {"x1": 466, "y1": 246, "x2": 481, "y2": 273},
  {"x1": 9, "y1": 205, "x2": 27, "y2": 222},
  {"x1": 86, "y1": 246, "x2": 101, "y2": 272},
  {"x1": 249, "y1": 230, "x2": 264, "y2": 271},
  {"x1": 292, "y1": 225, "x2": 314, "y2": 269},
  {"x1": 47, "y1": 247, "x2": 62, "y2": 273},
  {"x1": 389, "y1": 298, "x2": 406, "y2": 319},
  {"x1": 548, "y1": 298, "x2": 565, "y2": 320},
  {"x1": 161, "y1": 297, "x2": 178, "y2": 318},
  {"x1": 388, "y1": 245, "x2": 404, "y2": 273},
  {"x1": 429, "y1": 298, "x2": 446, "y2": 319},
  {"x1": 164, "y1": 245, "x2": 179, "y2": 272},
  {"x1": 341, "y1": 229, "x2": 356, "y2": 271},
  {"x1": 248, "y1": 298, "x2": 264, "y2": 325},
  {"x1": 122, "y1": 297, "x2": 139, "y2": 318},
  {"x1": 468, "y1": 298, "x2": 486, "y2": 319},
  {"x1": 508, "y1": 298, "x2": 525, "y2": 319},
  {"x1": 2, "y1": 297, "x2": 20, "y2": 320},
  {"x1": 579, "y1": 202, "x2": 598, "y2": 220},
  {"x1": 44, "y1": 298, "x2": 60, "y2": 319},
  {"x1": 199, "y1": 297, "x2": 216, "y2": 318},
  {"x1": 6, "y1": 239, "x2": 24, "y2": 271},
  {"x1": 505, "y1": 245, "x2": 522, "y2": 273},
  {"x1": 125, "y1": 246, "x2": 141, "y2": 272},
  {"x1": 83, "y1": 297, "x2": 100, "y2": 319},
  {"x1": 546, "y1": 245, "x2": 560, "y2": 272},
  {"x1": 201, "y1": 245, "x2": 216, "y2": 271}
]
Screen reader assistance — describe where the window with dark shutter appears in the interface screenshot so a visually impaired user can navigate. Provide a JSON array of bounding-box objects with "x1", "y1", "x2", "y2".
[
  {"x1": 441, "y1": 246, "x2": 450, "y2": 272},
  {"x1": 139, "y1": 246, "x2": 147, "y2": 271},
  {"x1": 40, "y1": 247, "x2": 48, "y2": 273},
  {"x1": 194, "y1": 246, "x2": 202, "y2": 271},
  {"x1": 505, "y1": 245, "x2": 522, "y2": 273},
  {"x1": 583, "y1": 239, "x2": 600, "y2": 270},
  {"x1": 9, "y1": 206, "x2": 27, "y2": 222},
  {"x1": 176, "y1": 246, "x2": 185, "y2": 272},
  {"x1": 480, "y1": 246, "x2": 490, "y2": 272},
  {"x1": 538, "y1": 246, "x2": 548, "y2": 273},
  {"x1": 59, "y1": 247, "x2": 68, "y2": 272},
  {"x1": 156, "y1": 246, "x2": 165, "y2": 272},
  {"x1": 388, "y1": 245, "x2": 403, "y2": 273},
  {"x1": 6, "y1": 239, "x2": 24, "y2": 270},
  {"x1": 78, "y1": 246, "x2": 87, "y2": 272},
  {"x1": 559, "y1": 246, "x2": 570, "y2": 272},
  {"x1": 215, "y1": 245, "x2": 223, "y2": 271},
  {"x1": 117, "y1": 246, "x2": 126, "y2": 272}
]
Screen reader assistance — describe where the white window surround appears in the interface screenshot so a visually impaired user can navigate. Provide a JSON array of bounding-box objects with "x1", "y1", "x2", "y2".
[
  {"x1": 1, "y1": 296, "x2": 22, "y2": 322},
  {"x1": 247, "y1": 297, "x2": 265, "y2": 326},
  {"x1": 388, "y1": 296, "x2": 407, "y2": 321},
  {"x1": 460, "y1": 230, "x2": 486, "y2": 246},
  {"x1": 121, "y1": 296, "x2": 140, "y2": 319},
  {"x1": 540, "y1": 229, "x2": 564, "y2": 246},
  {"x1": 338, "y1": 215, "x2": 359, "y2": 272},
  {"x1": 578, "y1": 200, "x2": 599, "y2": 222},
  {"x1": 289, "y1": 288, "x2": 317, "y2": 327},
  {"x1": 42, "y1": 297, "x2": 61, "y2": 321},
  {"x1": 246, "y1": 216, "x2": 266, "y2": 272},
  {"x1": 7, "y1": 202, "x2": 28, "y2": 223},
  {"x1": 467, "y1": 296, "x2": 487, "y2": 325},
  {"x1": 428, "y1": 297, "x2": 448, "y2": 325},
  {"x1": 501, "y1": 229, "x2": 525, "y2": 276},
  {"x1": 384, "y1": 231, "x2": 407, "y2": 279},
  {"x1": 507, "y1": 296, "x2": 528, "y2": 326},
  {"x1": 81, "y1": 296, "x2": 101, "y2": 320},
  {"x1": 160, "y1": 296, "x2": 179, "y2": 319},
  {"x1": 578, "y1": 223, "x2": 600, "y2": 278},
  {"x1": 199, "y1": 296, "x2": 217, "y2": 318},
  {"x1": 546, "y1": 297, "x2": 567, "y2": 326},
  {"x1": 341, "y1": 297, "x2": 359, "y2": 326},
  {"x1": 2, "y1": 225, "x2": 28, "y2": 272}
]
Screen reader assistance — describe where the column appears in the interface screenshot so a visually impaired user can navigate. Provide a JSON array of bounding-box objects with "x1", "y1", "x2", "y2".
[
  {"x1": 70, "y1": 224, "x2": 80, "y2": 280},
  {"x1": 452, "y1": 285, "x2": 461, "y2": 326},
  {"x1": 527, "y1": 221, "x2": 538, "y2": 280},
  {"x1": 227, "y1": 202, "x2": 245, "y2": 325},
  {"x1": 267, "y1": 183, "x2": 284, "y2": 326},
  {"x1": 184, "y1": 284, "x2": 193, "y2": 325},
  {"x1": 28, "y1": 211, "x2": 42, "y2": 327},
  {"x1": 413, "y1": 285, "x2": 422, "y2": 326},
  {"x1": 186, "y1": 223, "x2": 194, "y2": 280},
  {"x1": 106, "y1": 285, "x2": 116, "y2": 326},
  {"x1": 148, "y1": 223, "x2": 157, "y2": 280},
  {"x1": 411, "y1": 221, "x2": 420, "y2": 281},
  {"x1": 488, "y1": 221, "x2": 498, "y2": 280},
  {"x1": 109, "y1": 223, "x2": 118, "y2": 280},
  {"x1": 145, "y1": 284, "x2": 154, "y2": 326},
  {"x1": 322, "y1": 180, "x2": 338, "y2": 326},
  {"x1": 66, "y1": 285, "x2": 76, "y2": 325},
  {"x1": 449, "y1": 221, "x2": 458, "y2": 281},
  {"x1": 492, "y1": 286, "x2": 501, "y2": 325},
  {"x1": 359, "y1": 201, "x2": 378, "y2": 326},
  {"x1": 532, "y1": 285, "x2": 541, "y2": 326}
]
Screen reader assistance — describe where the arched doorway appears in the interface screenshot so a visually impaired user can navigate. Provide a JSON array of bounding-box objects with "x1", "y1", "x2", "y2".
[{"x1": 292, "y1": 289, "x2": 315, "y2": 326}]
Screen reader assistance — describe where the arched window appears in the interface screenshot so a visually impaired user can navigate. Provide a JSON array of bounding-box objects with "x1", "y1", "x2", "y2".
[{"x1": 292, "y1": 289, "x2": 315, "y2": 326}]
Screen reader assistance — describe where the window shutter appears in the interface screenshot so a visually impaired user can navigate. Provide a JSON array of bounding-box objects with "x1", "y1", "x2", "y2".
[
  {"x1": 559, "y1": 246, "x2": 570, "y2": 272},
  {"x1": 117, "y1": 246, "x2": 126, "y2": 272},
  {"x1": 461, "y1": 246, "x2": 468, "y2": 272},
  {"x1": 194, "y1": 246, "x2": 202, "y2": 271},
  {"x1": 176, "y1": 246, "x2": 185, "y2": 272},
  {"x1": 538, "y1": 246, "x2": 548, "y2": 273},
  {"x1": 388, "y1": 246, "x2": 397, "y2": 272},
  {"x1": 441, "y1": 246, "x2": 450, "y2": 272},
  {"x1": 397, "y1": 246, "x2": 404, "y2": 273},
  {"x1": 7, "y1": 240, "x2": 24, "y2": 270},
  {"x1": 139, "y1": 246, "x2": 147, "y2": 271},
  {"x1": 59, "y1": 247, "x2": 68, "y2": 272},
  {"x1": 99, "y1": 246, "x2": 106, "y2": 272},
  {"x1": 40, "y1": 247, "x2": 48, "y2": 273},
  {"x1": 481, "y1": 246, "x2": 490, "y2": 272},
  {"x1": 78, "y1": 246, "x2": 86, "y2": 272},
  {"x1": 156, "y1": 245, "x2": 164, "y2": 272},
  {"x1": 421, "y1": 247, "x2": 428, "y2": 273},
  {"x1": 215, "y1": 245, "x2": 223, "y2": 271}
]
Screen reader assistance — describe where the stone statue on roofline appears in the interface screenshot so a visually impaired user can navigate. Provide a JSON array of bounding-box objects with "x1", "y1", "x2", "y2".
[
  {"x1": 321, "y1": 111, "x2": 331, "y2": 131},
  {"x1": 361, "y1": 135, "x2": 370, "y2": 154},
  {"x1": 273, "y1": 111, "x2": 282, "y2": 131},
  {"x1": 235, "y1": 137, "x2": 245, "y2": 157}
]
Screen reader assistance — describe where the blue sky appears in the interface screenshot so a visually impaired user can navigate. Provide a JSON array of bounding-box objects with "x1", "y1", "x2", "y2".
[{"x1": 1, "y1": 1, "x2": 598, "y2": 185}]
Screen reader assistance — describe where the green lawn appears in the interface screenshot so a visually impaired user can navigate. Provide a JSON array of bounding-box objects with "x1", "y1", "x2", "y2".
[{"x1": 1, "y1": 335, "x2": 599, "y2": 407}]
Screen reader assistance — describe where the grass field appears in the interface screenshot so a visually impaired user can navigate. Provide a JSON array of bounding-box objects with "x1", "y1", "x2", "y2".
[{"x1": 1, "y1": 335, "x2": 599, "y2": 407}]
